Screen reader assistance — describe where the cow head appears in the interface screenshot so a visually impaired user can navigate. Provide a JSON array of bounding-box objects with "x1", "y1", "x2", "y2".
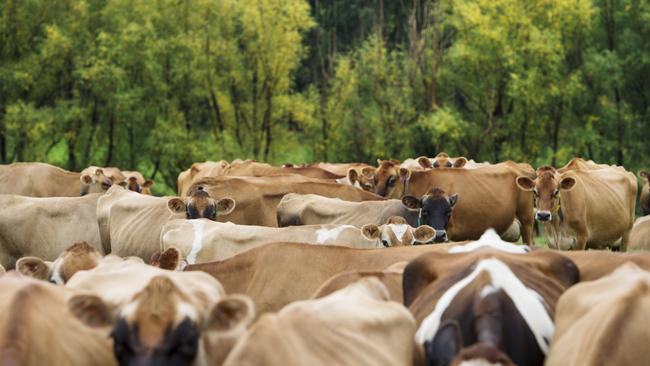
[
  {"x1": 516, "y1": 166, "x2": 576, "y2": 222},
  {"x1": 344, "y1": 168, "x2": 375, "y2": 191},
  {"x1": 80, "y1": 168, "x2": 118, "y2": 195},
  {"x1": 429, "y1": 153, "x2": 468, "y2": 169},
  {"x1": 126, "y1": 176, "x2": 154, "y2": 195},
  {"x1": 16, "y1": 241, "x2": 103, "y2": 284},
  {"x1": 361, "y1": 217, "x2": 436, "y2": 247},
  {"x1": 67, "y1": 276, "x2": 254, "y2": 366},
  {"x1": 373, "y1": 159, "x2": 409, "y2": 198},
  {"x1": 401, "y1": 188, "x2": 459, "y2": 242},
  {"x1": 167, "y1": 188, "x2": 236, "y2": 220}
]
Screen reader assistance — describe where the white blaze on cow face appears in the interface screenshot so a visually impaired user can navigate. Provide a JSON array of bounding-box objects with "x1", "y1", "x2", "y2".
[
  {"x1": 415, "y1": 258, "x2": 554, "y2": 355},
  {"x1": 315, "y1": 225, "x2": 355, "y2": 244},
  {"x1": 449, "y1": 229, "x2": 530, "y2": 254},
  {"x1": 186, "y1": 219, "x2": 206, "y2": 264},
  {"x1": 387, "y1": 224, "x2": 409, "y2": 242}
]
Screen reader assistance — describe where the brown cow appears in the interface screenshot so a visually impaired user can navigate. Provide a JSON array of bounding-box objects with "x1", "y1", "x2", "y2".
[
  {"x1": 16, "y1": 241, "x2": 103, "y2": 284},
  {"x1": 189, "y1": 175, "x2": 384, "y2": 227},
  {"x1": 121, "y1": 171, "x2": 154, "y2": 195},
  {"x1": 516, "y1": 161, "x2": 637, "y2": 250},
  {"x1": 629, "y1": 216, "x2": 650, "y2": 250},
  {"x1": 546, "y1": 263, "x2": 650, "y2": 366},
  {"x1": 0, "y1": 273, "x2": 117, "y2": 365},
  {"x1": 186, "y1": 242, "x2": 454, "y2": 317},
  {"x1": 225, "y1": 160, "x2": 344, "y2": 180},
  {"x1": 404, "y1": 249, "x2": 579, "y2": 366},
  {"x1": 223, "y1": 277, "x2": 417, "y2": 366},
  {"x1": 177, "y1": 160, "x2": 230, "y2": 196},
  {"x1": 298, "y1": 162, "x2": 374, "y2": 177},
  {"x1": 562, "y1": 250, "x2": 650, "y2": 281},
  {"x1": 639, "y1": 171, "x2": 649, "y2": 215},
  {"x1": 65, "y1": 255, "x2": 255, "y2": 365},
  {"x1": 372, "y1": 161, "x2": 535, "y2": 244},
  {"x1": 0, "y1": 162, "x2": 120, "y2": 197}
]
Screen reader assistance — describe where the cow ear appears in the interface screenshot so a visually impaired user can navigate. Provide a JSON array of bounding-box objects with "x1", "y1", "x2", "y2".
[
  {"x1": 215, "y1": 198, "x2": 236, "y2": 216},
  {"x1": 453, "y1": 157, "x2": 467, "y2": 168},
  {"x1": 448, "y1": 193, "x2": 459, "y2": 207},
  {"x1": 515, "y1": 176, "x2": 535, "y2": 191},
  {"x1": 168, "y1": 198, "x2": 187, "y2": 214},
  {"x1": 16, "y1": 257, "x2": 53, "y2": 281},
  {"x1": 427, "y1": 321, "x2": 462, "y2": 366},
  {"x1": 560, "y1": 177, "x2": 576, "y2": 191},
  {"x1": 414, "y1": 226, "x2": 436, "y2": 243},
  {"x1": 639, "y1": 171, "x2": 648, "y2": 179},
  {"x1": 156, "y1": 248, "x2": 180, "y2": 271},
  {"x1": 81, "y1": 174, "x2": 93, "y2": 184},
  {"x1": 94, "y1": 168, "x2": 104, "y2": 176},
  {"x1": 399, "y1": 167, "x2": 411, "y2": 181},
  {"x1": 361, "y1": 224, "x2": 381, "y2": 240},
  {"x1": 417, "y1": 156, "x2": 432, "y2": 169},
  {"x1": 206, "y1": 294, "x2": 255, "y2": 332},
  {"x1": 347, "y1": 169, "x2": 359, "y2": 185},
  {"x1": 143, "y1": 179, "x2": 154, "y2": 188},
  {"x1": 190, "y1": 163, "x2": 201, "y2": 176},
  {"x1": 67, "y1": 294, "x2": 114, "y2": 328},
  {"x1": 402, "y1": 195, "x2": 422, "y2": 209},
  {"x1": 361, "y1": 167, "x2": 375, "y2": 178}
]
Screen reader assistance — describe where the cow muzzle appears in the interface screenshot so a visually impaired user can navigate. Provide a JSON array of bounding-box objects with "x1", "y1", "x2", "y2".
[
  {"x1": 434, "y1": 230, "x2": 448, "y2": 243},
  {"x1": 535, "y1": 211, "x2": 552, "y2": 222}
]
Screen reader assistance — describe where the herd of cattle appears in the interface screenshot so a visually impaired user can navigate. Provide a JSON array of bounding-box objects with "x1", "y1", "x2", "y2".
[{"x1": 0, "y1": 154, "x2": 649, "y2": 365}]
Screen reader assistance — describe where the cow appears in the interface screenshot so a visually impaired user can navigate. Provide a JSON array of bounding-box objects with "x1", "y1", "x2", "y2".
[
  {"x1": 403, "y1": 249, "x2": 579, "y2": 366},
  {"x1": 629, "y1": 216, "x2": 650, "y2": 250},
  {"x1": 177, "y1": 160, "x2": 230, "y2": 196},
  {"x1": 297, "y1": 162, "x2": 374, "y2": 177},
  {"x1": 97, "y1": 185, "x2": 234, "y2": 261},
  {"x1": 161, "y1": 217, "x2": 436, "y2": 264},
  {"x1": 121, "y1": 170, "x2": 154, "y2": 195},
  {"x1": 515, "y1": 161, "x2": 637, "y2": 250},
  {"x1": 223, "y1": 277, "x2": 417, "y2": 366},
  {"x1": 65, "y1": 255, "x2": 255, "y2": 365},
  {"x1": 311, "y1": 262, "x2": 408, "y2": 302},
  {"x1": 0, "y1": 194, "x2": 103, "y2": 269},
  {"x1": 562, "y1": 250, "x2": 650, "y2": 281},
  {"x1": 546, "y1": 263, "x2": 650, "y2": 366},
  {"x1": 371, "y1": 161, "x2": 535, "y2": 244},
  {"x1": 0, "y1": 162, "x2": 120, "y2": 197},
  {"x1": 639, "y1": 171, "x2": 649, "y2": 215},
  {"x1": 225, "y1": 160, "x2": 344, "y2": 180},
  {"x1": 277, "y1": 193, "x2": 419, "y2": 227},
  {"x1": 0, "y1": 273, "x2": 117, "y2": 365},
  {"x1": 185, "y1": 242, "x2": 455, "y2": 317},
  {"x1": 16, "y1": 241, "x2": 103, "y2": 284},
  {"x1": 188, "y1": 175, "x2": 384, "y2": 227},
  {"x1": 335, "y1": 167, "x2": 376, "y2": 191}
]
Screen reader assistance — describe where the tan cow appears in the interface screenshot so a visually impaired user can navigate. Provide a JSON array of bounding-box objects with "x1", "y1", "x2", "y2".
[
  {"x1": 546, "y1": 263, "x2": 650, "y2": 366},
  {"x1": 97, "y1": 186, "x2": 234, "y2": 260},
  {"x1": 516, "y1": 161, "x2": 637, "y2": 250},
  {"x1": 277, "y1": 193, "x2": 419, "y2": 227},
  {"x1": 65, "y1": 255, "x2": 255, "y2": 365},
  {"x1": 297, "y1": 162, "x2": 374, "y2": 177},
  {"x1": 0, "y1": 162, "x2": 120, "y2": 196},
  {"x1": 372, "y1": 161, "x2": 535, "y2": 243},
  {"x1": 630, "y1": 216, "x2": 650, "y2": 250},
  {"x1": 16, "y1": 241, "x2": 103, "y2": 284},
  {"x1": 0, "y1": 273, "x2": 116, "y2": 365},
  {"x1": 186, "y1": 242, "x2": 454, "y2": 317},
  {"x1": 335, "y1": 167, "x2": 376, "y2": 191},
  {"x1": 225, "y1": 160, "x2": 344, "y2": 180},
  {"x1": 177, "y1": 160, "x2": 230, "y2": 196},
  {"x1": 311, "y1": 262, "x2": 408, "y2": 302},
  {"x1": 161, "y1": 217, "x2": 436, "y2": 263},
  {"x1": 189, "y1": 175, "x2": 384, "y2": 227},
  {"x1": 639, "y1": 171, "x2": 649, "y2": 215},
  {"x1": 0, "y1": 194, "x2": 103, "y2": 269},
  {"x1": 121, "y1": 170, "x2": 154, "y2": 195},
  {"x1": 223, "y1": 277, "x2": 417, "y2": 366}
]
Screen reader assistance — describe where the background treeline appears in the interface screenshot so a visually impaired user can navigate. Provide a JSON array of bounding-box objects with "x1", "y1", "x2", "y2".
[{"x1": 1, "y1": 0, "x2": 648, "y2": 194}]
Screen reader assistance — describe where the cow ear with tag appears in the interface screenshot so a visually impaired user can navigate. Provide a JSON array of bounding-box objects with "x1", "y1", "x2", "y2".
[
  {"x1": 361, "y1": 224, "x2": 381, "y2": 240},
  {"x1": 215, "y1": 198, "x2": 236, "y2": 216},
  {"x1": 68, "y1": 294, "x2": 115, "y2": 328},
  {"x1": 401, "y1": 195, "x2": 422, "y2": 209},
  {"x1": 427, "y1": 321, "x2": 462, "y2": 366},
  {"x1": 206, "y1": 294, "x2": 255, "y2": 333},
  {"x1": 168, "y1": 198, "x2": 187, "y2": 214},
  {"x1": 453, "y1": 157, "x2": 468, "y2": 168},
  {"x1": 515, "y1": 176, "x2": 535, "y2": 191},
  {"x1": 16, "y1": 257, "x2": 53, "y2": 281},
  {"x1": 560, "y1": 177, "x2": 576, "y2": 191}
]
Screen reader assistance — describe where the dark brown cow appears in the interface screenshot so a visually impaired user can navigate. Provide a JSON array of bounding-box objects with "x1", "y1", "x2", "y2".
[
  {"x1": 404, "y1": 249, "x2": 579, "y2": 366},
  {"x1": 372, "y1": 161, "x2": 535, "y2": 244},
  {"x1": 189, "y1": 175, "x2": 384, "y2": 227}
]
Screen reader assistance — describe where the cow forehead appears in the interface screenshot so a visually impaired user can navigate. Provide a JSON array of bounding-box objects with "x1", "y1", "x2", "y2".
[{"x1": 384, "y1": 224, "x2": 411, "y2": 242}]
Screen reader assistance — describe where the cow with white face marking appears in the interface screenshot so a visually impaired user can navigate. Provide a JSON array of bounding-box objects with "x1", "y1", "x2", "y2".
[
  {"x1": 402, "y1": 187, "x2": 459, "y2": 243},
  {"x1": 403, "y1": 249, "x2": 579, "y2": 366}
]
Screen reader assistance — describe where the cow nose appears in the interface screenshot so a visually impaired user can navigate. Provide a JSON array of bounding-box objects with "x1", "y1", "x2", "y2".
[
  {"x1": 434, "y1": 230, "x2": 448, "y2": 243},
  {"x1": 535, "y1": 211, "x2": 552, "y2": 221}
]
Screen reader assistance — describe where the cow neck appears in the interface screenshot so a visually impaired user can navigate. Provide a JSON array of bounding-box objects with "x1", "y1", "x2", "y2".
[
  {"x1": 552, "y1": 200, "x2": 563, "y2": 224},
  {"x1": 400, "y1": 176, "x2": 409, "y2": 198},
  {"x1": 417, "y1": 208, "x2": 422, "y2": 227}
]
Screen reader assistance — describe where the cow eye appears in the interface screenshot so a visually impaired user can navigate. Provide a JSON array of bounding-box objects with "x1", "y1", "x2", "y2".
[
  {"x1": 381, "y1": 239, "x2": 390, "y2": 247},
  {"x1": 446, "y1": 210, "x2": 452, "y2": 217},
  {"x1": 387, "y1": 176, "x2": 396, "y2": 186},
  {"x1": 533, "y1": 188, "x2": 539, "y2": 196},
  {"x1": 553, "y1": 189, "x2": 559, "y2": 196},
  {"x1": 364, "y1": 183, "x2": 372, "y2": 189}
]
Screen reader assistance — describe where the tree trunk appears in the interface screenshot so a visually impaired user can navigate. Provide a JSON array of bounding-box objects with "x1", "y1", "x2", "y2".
[
  {"x1": 105, "y1": 112, "x2": 115, "y2": 166},
  {"x1": 551, "y1": 103, "x2": 563, "y2": 167}
]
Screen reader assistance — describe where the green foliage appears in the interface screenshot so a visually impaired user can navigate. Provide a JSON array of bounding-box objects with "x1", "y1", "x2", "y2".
[{"x1": 0, "y1": 0, "x2": 649, "y2": 195}]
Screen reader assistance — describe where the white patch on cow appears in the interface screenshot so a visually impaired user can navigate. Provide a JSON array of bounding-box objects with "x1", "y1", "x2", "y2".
[
  {"x1": 459, "y1": 360, "x2": 503, "y2": 366},
  {"x1": 50, "y1": 264, "x2": 64, "y2": 285},
  {"x1": 388, "y1": 224, "x2": 408, "y2": 242},
  {"x1": 480, "y1": 284, "x2": 498, "y2": 299},
  {"x1": 316, "y1": 225, "x2": 354, "y2": 244},
  {"x1": 121, "y1": 301, "x2": 139, "y2": 319},
  {"x1": 186, "y1": 220, "x2": 206, "y2": 264},
  {"x1": 449, "y1": 229, "x2": 529, "y2": 254},
  {"x1": 415, "y1": 258, "x2": 553, "y2": 355},
  {"x1": 176, "y1": 301, "x2": 198, "y2": 321}
]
